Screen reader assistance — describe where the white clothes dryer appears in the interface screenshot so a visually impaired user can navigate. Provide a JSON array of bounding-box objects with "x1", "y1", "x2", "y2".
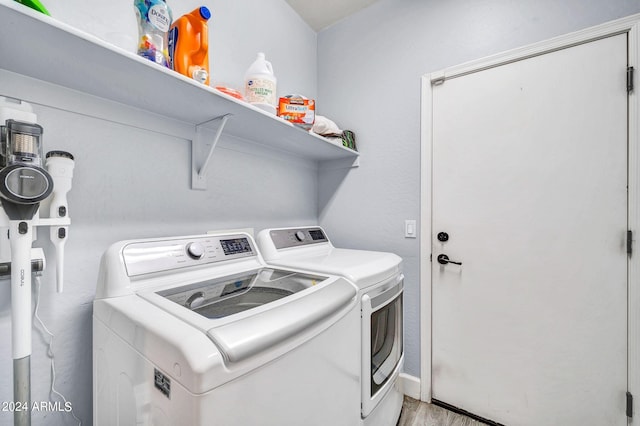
[
  {"x1": 257, "y1": 226, "x2": 404, "y2": 426},
  {"x1": 93, "y1": 232, "x2": 361, "y2": 426}
]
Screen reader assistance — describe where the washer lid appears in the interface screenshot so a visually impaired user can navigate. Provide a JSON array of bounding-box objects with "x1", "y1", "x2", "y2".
[
  {"x1": 139, "y1": 268, "x2": 358, "y2": 365},
  {"x1": 268, "y1": 247, "x2": 402, "y2": 289},
  {"x1": 207, "y1": 276, "x2": 356, "y2": 363},
  {"x1": 157, "y1": 268, "x2": 326, "y2": 319}
]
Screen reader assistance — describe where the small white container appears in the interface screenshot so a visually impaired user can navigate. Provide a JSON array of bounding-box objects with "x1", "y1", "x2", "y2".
[{"x1": 244, "y1": 52, "x2": 277, "y2": 114}]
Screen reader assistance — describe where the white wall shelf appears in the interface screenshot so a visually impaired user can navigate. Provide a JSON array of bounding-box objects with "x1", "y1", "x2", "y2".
[{"x1": 0, "y1": 1, "x2": 359, "y2": 189}]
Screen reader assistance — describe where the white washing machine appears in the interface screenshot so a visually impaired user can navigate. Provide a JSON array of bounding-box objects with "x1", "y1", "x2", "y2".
[
  {"x1": 257, "y1": 226, "x2": 404, "y2": 426},
  {"x1": 93, "y1": 232, "x2": 361, "y2": 426}
]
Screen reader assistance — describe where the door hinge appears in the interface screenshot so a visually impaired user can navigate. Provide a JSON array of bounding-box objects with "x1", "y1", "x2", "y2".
[
  {"x1": 628, "y1": 66, "x2": 635, "y2": 93},
  {"x1": 627, "y1": 391, "x2": 633, "y2": 418},
  {"x1": 628, "y1": 230, "x2": 633, "y2": 256}
]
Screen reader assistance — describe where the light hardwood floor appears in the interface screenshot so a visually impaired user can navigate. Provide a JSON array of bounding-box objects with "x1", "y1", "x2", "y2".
[{"x1": 397, "y1": 397, "x2": 487, "y2": 426}]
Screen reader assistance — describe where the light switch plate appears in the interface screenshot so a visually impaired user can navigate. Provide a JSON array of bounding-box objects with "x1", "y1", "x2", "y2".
[{"x1": 405, "y1": 220, "x2": 417, "y2": 238}]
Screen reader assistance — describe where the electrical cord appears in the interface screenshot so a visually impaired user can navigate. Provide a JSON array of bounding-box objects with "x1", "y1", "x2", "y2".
[{"x1": 33, "y1": 276, "x2": 82, "y2": 426}]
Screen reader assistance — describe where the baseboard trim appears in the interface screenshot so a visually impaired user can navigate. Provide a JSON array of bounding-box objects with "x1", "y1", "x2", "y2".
[{"x1": 399, "y1": 373, "x2": 421, "y2": 400}]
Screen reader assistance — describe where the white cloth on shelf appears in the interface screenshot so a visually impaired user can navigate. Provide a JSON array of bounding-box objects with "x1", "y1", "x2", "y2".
[{"x1": 312, "y1": 115, "x2": 342, "y2": 136}]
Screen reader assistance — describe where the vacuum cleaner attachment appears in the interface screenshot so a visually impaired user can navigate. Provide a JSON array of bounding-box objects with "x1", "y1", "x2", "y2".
[{"x1": 46, "y1": 150, "x2": 74, "y2": 293}]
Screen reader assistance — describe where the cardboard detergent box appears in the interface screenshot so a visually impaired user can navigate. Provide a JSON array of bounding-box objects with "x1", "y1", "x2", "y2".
[{"x1": 277, "y1": 96, "x2": 315, "y2": 130}]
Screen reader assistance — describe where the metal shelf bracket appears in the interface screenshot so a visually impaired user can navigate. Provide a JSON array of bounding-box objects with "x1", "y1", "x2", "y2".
[{"x1": 191, "y1": 114, "x2": 232, "y2": 190}]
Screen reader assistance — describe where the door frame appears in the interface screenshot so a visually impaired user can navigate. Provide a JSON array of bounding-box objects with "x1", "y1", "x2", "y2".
[{"x1": 419, "y1": 14, "x2": 640, "y2": 424}]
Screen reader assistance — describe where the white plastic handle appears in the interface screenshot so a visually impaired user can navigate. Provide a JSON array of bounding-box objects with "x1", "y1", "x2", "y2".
[{"x1": 55, "y1": 243, "x2": 65, "y2": 293}]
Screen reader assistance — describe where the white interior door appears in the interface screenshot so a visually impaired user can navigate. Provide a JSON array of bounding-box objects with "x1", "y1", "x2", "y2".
[{"x1": 431, "y1": 34, "x2": 628, "y2": 425}]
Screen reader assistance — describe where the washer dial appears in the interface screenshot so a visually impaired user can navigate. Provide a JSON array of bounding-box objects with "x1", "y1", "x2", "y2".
[{"x1": 186, "y1": 242, "x2": 205, "y2": 259}]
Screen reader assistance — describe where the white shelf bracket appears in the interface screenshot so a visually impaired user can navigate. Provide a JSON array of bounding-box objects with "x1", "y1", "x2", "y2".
[
  {"x1": 319, "y1": 155, "x2": 360, "y2": 171},
  {"x1": 191, "y1": 114, "x2": 232, "y2": 190}
]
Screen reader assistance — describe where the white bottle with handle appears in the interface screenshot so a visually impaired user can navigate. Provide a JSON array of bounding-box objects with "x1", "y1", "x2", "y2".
[{"x1": 244, "y1": 52, "x2": 277, "y2": 114}]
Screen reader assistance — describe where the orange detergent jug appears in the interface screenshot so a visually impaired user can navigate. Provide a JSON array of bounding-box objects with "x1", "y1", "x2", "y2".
[{"x1": 169, "y1": 6, "x2": 211, "y2": 85}]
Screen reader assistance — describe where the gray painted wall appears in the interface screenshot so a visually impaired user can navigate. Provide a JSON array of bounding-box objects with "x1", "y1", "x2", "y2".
[
  {"x1": 317, "y1": 0, "x2": 640, "y2": 379},
  {"x1": 0, "y1": 0, "x2": 317, "y2": 424}
]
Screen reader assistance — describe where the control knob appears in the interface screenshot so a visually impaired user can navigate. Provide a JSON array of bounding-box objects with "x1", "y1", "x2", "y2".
[
  {"x1": 295, "y1": 231, "x2": 306, "y2": 242},
  {"x1": 186, "y1": 242, "x2": 205, "y2": 259}
]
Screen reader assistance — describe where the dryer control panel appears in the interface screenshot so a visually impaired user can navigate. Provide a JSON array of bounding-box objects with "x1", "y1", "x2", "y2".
[
  {"x1": 122, "y1": 234, "x2": 256, "y2": 277},
  {"x1": 269, "y1": 227, "x2": 329, "y2": 249}
]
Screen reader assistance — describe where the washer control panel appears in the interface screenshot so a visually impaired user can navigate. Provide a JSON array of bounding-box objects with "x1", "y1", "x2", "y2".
[
  {"x1": 122, "y1": 234, "x2": 256, "y2": 277},
  {"x1": 270, "y1": 227, "x2": 329, "y2": 249}
]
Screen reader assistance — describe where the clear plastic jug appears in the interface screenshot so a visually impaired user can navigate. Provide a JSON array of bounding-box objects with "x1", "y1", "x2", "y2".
[{"x1": 134, "y1": 0, "x2": 173, "y2": 68}]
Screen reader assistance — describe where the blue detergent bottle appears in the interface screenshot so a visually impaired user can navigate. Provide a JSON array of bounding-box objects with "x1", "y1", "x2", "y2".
[{"x1": 134, "y1": 0, "x2": 173, "y2": 67}]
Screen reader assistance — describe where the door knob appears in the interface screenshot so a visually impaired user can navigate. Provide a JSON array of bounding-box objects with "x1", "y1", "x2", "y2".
[
  {"x1": 437, "y1": 232, "x2": 449, "y2": 242},
  {"x1": 437, "y1": 254, "x2": 462, "y2": 265}
]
